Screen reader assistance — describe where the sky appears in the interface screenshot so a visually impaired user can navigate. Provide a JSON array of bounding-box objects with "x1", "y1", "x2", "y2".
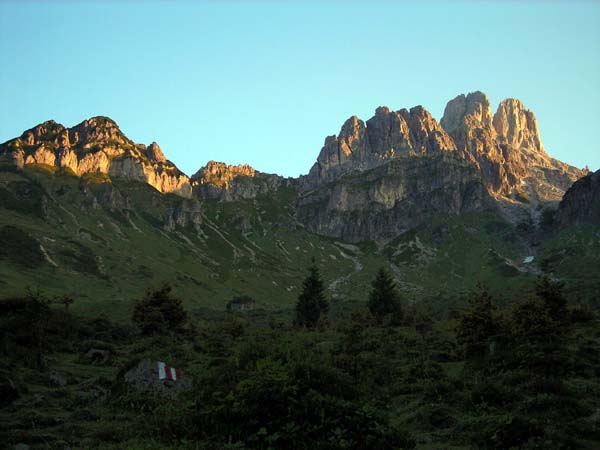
[{"x1": 1, "y1": 1, "x2": 599, "y2": 177}]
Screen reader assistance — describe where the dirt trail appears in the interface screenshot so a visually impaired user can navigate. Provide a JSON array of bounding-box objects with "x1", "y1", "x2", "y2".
[{"x1": 328, "y1": 244, "x2": 364, "y2": 294}]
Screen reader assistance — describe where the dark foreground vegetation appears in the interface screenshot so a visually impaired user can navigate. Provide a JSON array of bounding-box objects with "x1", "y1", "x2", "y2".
[{"x1": 1, "y1": 269, "x2": 599, "y2": 450}]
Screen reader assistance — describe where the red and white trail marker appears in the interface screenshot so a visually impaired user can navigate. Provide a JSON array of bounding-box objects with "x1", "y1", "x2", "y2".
[{"x1": 157, "y1": 361, "x2": 182, "y2": 381}]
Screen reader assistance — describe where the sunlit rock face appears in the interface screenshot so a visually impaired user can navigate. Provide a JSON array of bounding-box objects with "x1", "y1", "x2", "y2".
[
  {"x1": 296, "y1": 92, "x2": 588, "y2": 241},
  {"x1": 302, "y1": 92, "x2": 583, "y2": 202},
  {"x1": 440, "y1": 92, "x2": 586, "y2": 201},
  {"x1": 303, "y1": 105, "x2": 457, "y2": 188},
  {"x1": 0, "y1": 117, "x2": 192, "y2": 197},
  {"x1": 0, "y1": 92, "x2": 590, "y2": 243},
  {"x1": 190, "y1": 160, "x2": 287, "y2": 201}
]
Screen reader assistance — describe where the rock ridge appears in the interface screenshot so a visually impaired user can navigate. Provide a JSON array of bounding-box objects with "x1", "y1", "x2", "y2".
[{"x1": 0, "y1": 117, "x2": 192, "y2": 197}]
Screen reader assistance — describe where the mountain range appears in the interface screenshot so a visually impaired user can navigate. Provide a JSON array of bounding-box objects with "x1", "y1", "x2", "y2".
[{"x1": 1, "y1": 91, "x2": 598, "y2": 316}]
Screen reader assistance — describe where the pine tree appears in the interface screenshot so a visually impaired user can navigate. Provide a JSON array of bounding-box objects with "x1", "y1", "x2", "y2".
[
  {"x1": 535, "y1": 276, "x2": 567, "y2": 322},
  {"x1": 294, "y1": 260, "x2": 328, "y2": 328},
  {"x1": 456, "y1": 285, "x2": 497, "y2": 359},
  {"x1": 368, "y1": 267, "x2": 402, "y2": 322}
]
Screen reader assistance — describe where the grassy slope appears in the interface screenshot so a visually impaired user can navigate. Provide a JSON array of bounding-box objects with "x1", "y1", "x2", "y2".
[
  {"x1": 537, "y1": 224, "x2": 600, "y2": 306},
  {"x1": 2, "y1": 166, "x2": 591, "y2": 321}
]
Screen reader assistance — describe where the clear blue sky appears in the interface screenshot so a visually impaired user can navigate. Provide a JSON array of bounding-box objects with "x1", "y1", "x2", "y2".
[{"x1": 1, "y1": 1, "x2": 599, "y2": 176}]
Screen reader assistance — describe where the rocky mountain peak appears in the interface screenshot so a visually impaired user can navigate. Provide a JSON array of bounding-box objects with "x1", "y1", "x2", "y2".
[
  {"x1": 440, "y1": 91, "x2": 493, "y2": 133},
  {"x1": 146, "y1": 142, "x2": 167, "y2": 163},
  {"x1": 339, "y1": 116, "x2": 365, "y2": 139},
  {"x1": 20, "y1": 120, "x2": 66, "y2": 146},
  {"x1": 305, "y1": 102, "x2": 459, "y2": 187},
  {"x1": 439, "y1": 92, "x2": 584, "y2": 201},
  {"x1": 493, "y1": 98, "x2": 544, "y2": 153},
  {"x1": 0, "y1": 116, "x2": 192, "y2": 197},
  {"x1": 191, "y1": 161, "x2": 257, "y2": 187},
  {"x1": 191, "y1": 160, "x2": 286, "y2": 201},
  {"x1": 375, "y1": 106, "x2": 391, "y2": 116},
  {"x1": 69, "y1": 116, "x2": 131, "y2": 148}
]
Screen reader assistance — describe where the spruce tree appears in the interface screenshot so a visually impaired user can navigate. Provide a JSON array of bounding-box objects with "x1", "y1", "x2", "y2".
[
  {"x1": 456, "y1": 286, "x2": 497, "y2": 359},
  {"x1": 535, "y1": 276, "x2": 567, "y2": 322},
  {"x1": 368, "y1": 267, "x2": 402, "y2": 322},
  {"x1": 294, "y1": 260, "x2": 328, "y2": 328}
]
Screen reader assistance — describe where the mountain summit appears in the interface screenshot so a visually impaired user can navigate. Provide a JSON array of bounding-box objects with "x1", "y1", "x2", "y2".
[
  {"x1": 440, "y1": 92, "x2": 581, "y2": 200},
  {"x1": 0, "y1": 91, "x2": 590, "y2": 241},
  {"x1": 302, "y1": 91, "x2": 584, "y2": 202},
  {"x1": 0, "y1": 116, "x2": 192, "y2": 197},
  {"x1": 294, "y1": 91, "x2": 587, "y2": 240}
]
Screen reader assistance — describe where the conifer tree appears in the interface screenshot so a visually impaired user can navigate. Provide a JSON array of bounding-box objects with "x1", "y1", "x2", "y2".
[
  {"x1": 456, "y1": 285, "x2": 497, "y2": 359},
  {"x1": 368, "y1": 267, "x2": 402, "y2": 322},
  {"x1": 535, "y1": 276, "x2": 567, "y2": 322},
  {"x1": 294, "y1": 259, "x2": 328, "y2": 328}
]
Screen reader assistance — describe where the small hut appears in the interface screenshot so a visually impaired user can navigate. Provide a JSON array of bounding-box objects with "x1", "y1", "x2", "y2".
[{"x1": 226, "y1": 295, "x2": 256, "y2": 312}]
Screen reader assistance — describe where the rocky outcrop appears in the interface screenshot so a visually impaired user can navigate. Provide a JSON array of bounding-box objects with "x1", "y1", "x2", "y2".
[
  {"x1": 303, "y1": 105, "x2": 456, "y2": 187},
  {"x1": 440, "y1": 91, "x2": 494, "y2": 133},
  {"x1": 191, "y1": 161, "x2": 287, "y2": 201},
  {"x1": 164, "y1": 199, "x2": 203, "y2": 231},
  {"x1": 556, "y1": 169, "x2": 600, "y2": 227},
  {"x1": 297, "y1": 154, "x2": 493, "y2": 242},
  {"x1": 146, "y1": 142, "x2": 166, "y2": 163},
  {"x1": 440, "y1": 92, "x2": 585, "y2": 200},
  {"x1": 493, "y1": 99, "x2": 544, "y2": 152},
  {"x1": 0, "y1": 117, "x2": 192, "y2": 197},
  {"x1": 1, "y1": 93, "x2": 591, "y2": 244},
  {"x1": 296, "y1": 91, "x2": 588, "y2": 241},
  {"x1": 98, "y1": 184, "x2": 131, "y2": 211}
]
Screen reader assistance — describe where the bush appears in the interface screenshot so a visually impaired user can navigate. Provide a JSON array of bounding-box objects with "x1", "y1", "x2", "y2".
[
  {"x1": 132, "y1": 283, "x2": 187, "y2": 336},
  {"x1": 194, "y1": 356, "x2": 414, "y2": 449},
  {"x1": 0, "y1": 290, "x2": 56, "y2": 368}
]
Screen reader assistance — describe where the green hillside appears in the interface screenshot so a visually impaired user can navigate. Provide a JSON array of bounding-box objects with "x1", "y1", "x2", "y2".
[{"x1": 1, "y1": 165, "x2": 576, "y2": 321}]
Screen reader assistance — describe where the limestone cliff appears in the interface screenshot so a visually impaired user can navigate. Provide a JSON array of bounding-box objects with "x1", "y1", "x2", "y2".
[
  {"x1": 296, "y1": 92, "x2": 588, "y2": 241},
  {"x1": 1, "y1": 94, "x2": 592, "y2": 244},
  {"x1": 191, "y1": 160, "x2": 287, "y2": 201},
  {"x1": 297, "y1": 154, "x2": 493, "y2": 242},
  {"x1": 440, "y1": 92, "x2": 585, "y2": 201},
  {"x1": 301, "y1": 92, "x2": 585, "y2": 203},
  {"x1": 0, "y1": 117, "x2": 192, "y2": 197},
  {"x1": 303, "y1": 105, "x2": 456, "y2": 187}
]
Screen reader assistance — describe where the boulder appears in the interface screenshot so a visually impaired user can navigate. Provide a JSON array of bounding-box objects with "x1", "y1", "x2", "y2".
[{"x1": 122, "y1": 359, "x2": 191, "y2": 399}]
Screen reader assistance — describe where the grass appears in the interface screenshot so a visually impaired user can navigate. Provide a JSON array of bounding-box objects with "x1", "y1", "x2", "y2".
[
  {"x1": 537, "y1": 224, "x2": 600, "y2": 305},
  {"x1": 0, "y1": 167, "x2": 597, "y2": 323}
]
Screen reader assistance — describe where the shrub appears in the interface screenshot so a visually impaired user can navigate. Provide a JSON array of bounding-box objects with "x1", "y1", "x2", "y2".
[{"x1": 132, "y1": 283, "x2": 187, "y2": 335}]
